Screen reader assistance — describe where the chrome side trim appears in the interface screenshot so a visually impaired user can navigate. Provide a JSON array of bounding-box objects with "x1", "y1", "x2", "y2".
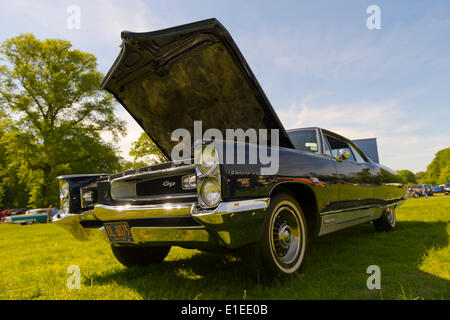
[
  {"x1": 320, "y1": 201, "x2": 402, "y2": 216},
  {"x1": 320, "y1": 204, "x2": 381, "y2": 215},
  {"x1": 318, "y1": 207, "x2": 379, "y2": 236},
  {"x1": 317, "y1": 200, "x2": 406, "y2": 236}
]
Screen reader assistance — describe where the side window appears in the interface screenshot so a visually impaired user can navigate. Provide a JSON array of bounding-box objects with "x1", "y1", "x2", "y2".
[
  {"x1": 349, "y1": 144, "x2": 366, "y2": 163},
  {"x1": 324, "y1": 135, "x2": 356, "y2": 162},
  {"x1": 287, "y1": 130, "x2": 320, "y2": 154},
  {"x1": 322, "y1": 135, "x2": 332, "y2": 156}
]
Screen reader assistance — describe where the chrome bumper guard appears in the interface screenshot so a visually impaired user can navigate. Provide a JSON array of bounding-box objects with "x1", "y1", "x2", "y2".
[{"x1": 54, "y1": 198, "x2": 270, "y2": 249}]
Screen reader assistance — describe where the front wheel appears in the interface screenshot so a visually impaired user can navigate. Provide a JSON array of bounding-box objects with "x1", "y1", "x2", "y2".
[
  {"x1": 111, "y1": 245, "x2": 171, "y2": 267},
  {"x1": 241, "y1": 192, "x2": 308, "y2": 280},
  {"x1": 373, "y1": 206, "x2": 396, "y2": 232}
]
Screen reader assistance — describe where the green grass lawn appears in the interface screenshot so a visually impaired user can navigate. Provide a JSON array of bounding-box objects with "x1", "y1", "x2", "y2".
[{"x1": 0, "y1": 195, "x2": 448, "y2": 300}]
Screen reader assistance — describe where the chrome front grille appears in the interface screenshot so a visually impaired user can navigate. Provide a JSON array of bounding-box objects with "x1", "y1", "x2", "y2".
[{"x1": 110, "y1": 164, "x2": 197, "y2": 202}]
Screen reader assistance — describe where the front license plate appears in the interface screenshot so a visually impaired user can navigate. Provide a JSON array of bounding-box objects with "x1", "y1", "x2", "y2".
[{"x1": 104, "y1": 222, "x2": 134, "y2": 243}]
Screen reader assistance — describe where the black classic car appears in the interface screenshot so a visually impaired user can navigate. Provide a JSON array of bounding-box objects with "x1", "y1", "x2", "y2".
[{"x1": 54, "y1": 19, "x2": 406, "y2": 279}]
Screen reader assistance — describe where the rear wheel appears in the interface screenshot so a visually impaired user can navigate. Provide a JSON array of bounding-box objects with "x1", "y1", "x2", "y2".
[
  {"x1": 241, "y1": 192, "x2": 308, "y2": 280},
  {"x1": 111, "y1": 245, "x2": 171, "y2": 267},
  {"x1": 373, "y1": 206, "x2": 396, "y2": 232}
]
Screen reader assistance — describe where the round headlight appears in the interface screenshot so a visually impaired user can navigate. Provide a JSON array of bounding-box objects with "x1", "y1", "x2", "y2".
[
  {"x1": 200, "y1": 178, "x2": 221, "y2": 207},
  {"x1": 60, "y1": 180, "x2": 69, "y2": 199},
  {"x1": 199, "y1": 147, "x2": 218, "y2": 175}
]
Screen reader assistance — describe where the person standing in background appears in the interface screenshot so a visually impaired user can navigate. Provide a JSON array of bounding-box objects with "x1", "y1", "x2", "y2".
[
  {"x1": 46, "y1": 205, "x2": 53, "y2": 223},
  {"x1": 52, "y1": 206, "x2": 58, "y2": 219}
]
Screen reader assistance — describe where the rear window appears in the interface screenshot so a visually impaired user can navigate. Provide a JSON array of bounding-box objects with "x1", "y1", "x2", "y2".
[{"x1": 288, "y1": 130, "x2": 319, "y2": 154}]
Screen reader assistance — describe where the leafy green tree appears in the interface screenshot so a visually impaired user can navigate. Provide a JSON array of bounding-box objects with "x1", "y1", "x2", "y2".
[
  {"x1": 423, "y1": 148, "x2": 450, "y2": 184},
  {"x1": 415, "y1": 171, "x2": 425, "y2": 183},
  {"x1": 396, "y1": 170, "x2": 417, "y2": 185},
  {"x1": 0, "y1": 34, "x2": 126, "y2": 208},
  {"x1": 0, "y1": 111, "x2": 30, "y2": 209},
  {"x1": 129, "y1": 132, "x2": 167, "y2": 165},
  {"x1": 0, "y1": 111, "x2": 9, "y2": 207}
]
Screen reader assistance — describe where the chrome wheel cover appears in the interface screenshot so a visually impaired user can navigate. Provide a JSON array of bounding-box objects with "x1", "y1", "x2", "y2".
[
  {"x1": 387, "y1": 206, "x2": 396, "y2": 227},
  {"x1": 269, "y1": 201, "x2": 306, "y2": 273}
]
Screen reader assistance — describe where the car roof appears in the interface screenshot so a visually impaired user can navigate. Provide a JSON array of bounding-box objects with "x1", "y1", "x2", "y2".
[
  {"x1": 287, "y1": 127, "x2": 347, "y2": 140},
  {"x1": 286, "y1": 127, "x2": 319, "y2": 132}
]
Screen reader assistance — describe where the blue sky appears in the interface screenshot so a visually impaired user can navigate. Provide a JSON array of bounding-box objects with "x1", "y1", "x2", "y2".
[{"x1": 1, "y1": 0, "x2": 449, "y2": 172}]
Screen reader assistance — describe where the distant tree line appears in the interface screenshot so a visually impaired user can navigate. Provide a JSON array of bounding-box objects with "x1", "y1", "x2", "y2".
[{"x1": 397, "y1": 147, "x2": 450, "y2": 185}]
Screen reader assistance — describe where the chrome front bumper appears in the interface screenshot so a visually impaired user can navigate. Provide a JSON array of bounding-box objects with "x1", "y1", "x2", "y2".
[{"x1": 54, "y1": 198, "x2": 270, "y2": 249}]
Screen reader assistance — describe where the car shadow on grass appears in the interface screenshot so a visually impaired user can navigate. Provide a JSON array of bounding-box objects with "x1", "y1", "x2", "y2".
[{"x1": 86, "y1": 220, "x2": 449, "y2": 299}]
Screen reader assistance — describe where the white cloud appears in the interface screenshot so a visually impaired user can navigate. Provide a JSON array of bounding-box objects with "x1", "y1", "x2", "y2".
[
  {"x1": 277, "y1": 98, "x2": 449, "y2": 172},
  {"x1": 84, "y1": 0, "x2": 167, "y2": 43},
  {"x1": 0, "y1": 0, "x2": 171, "y2": 52}
]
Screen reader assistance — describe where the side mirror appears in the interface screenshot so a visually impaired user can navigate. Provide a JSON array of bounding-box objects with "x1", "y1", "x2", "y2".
[{"x1": 336, "y1": 149, "x2": 350, "y2": 162}]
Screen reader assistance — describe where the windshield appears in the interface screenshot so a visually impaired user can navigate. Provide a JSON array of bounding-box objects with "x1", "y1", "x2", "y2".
[{"x1": 287, "y1": 130, "x2": 319, "y2": 154}]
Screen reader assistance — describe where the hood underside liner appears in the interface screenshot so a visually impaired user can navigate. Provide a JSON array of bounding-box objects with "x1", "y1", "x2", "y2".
[{"x1": 101, "y1": 18, "x2": 293, "y2": 159}]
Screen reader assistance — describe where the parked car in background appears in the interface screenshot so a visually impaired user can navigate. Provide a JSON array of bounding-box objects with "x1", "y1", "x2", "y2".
[
  {"x1": 414, "y1": 184, "x2": 430, "y2": 197},
  {"x1": 8, "y1": 208, "x2": 28, "y2": 216},
  {"x1": 54, "y1": 19, "x2": 407, "y2": 279},
  {"x1": 407, "y1": 186, "x2": 421, "y2": 198},
  {"x1": 444, "y1": 183, "x2": 450, "y2": 195},
  {"x1": 424, "y1": 184, "x2": 434, "y2": 196},
  {"x1": 0, "y1": 210, "x2": 10, "y2": 223},
  {"x1": 4, "y1": 208, "x2": 49, "y2": 225},
  {"x1": 1, "y1": 209, "x2": 12, "y2": 216},
  {"x1": 432, "y1": 185, "x2": 443, "y2": 193},
  {"x1": 10, "y1": 208, "x2": 29, "y2": 216},
  {"x1": 413, "y1": 184, "x2": 423, "y2": 196}
]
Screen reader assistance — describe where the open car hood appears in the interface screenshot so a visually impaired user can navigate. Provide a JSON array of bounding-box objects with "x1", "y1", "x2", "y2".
[{"x1": 101, "y1": 18, "x2": 293, "y2": 158}]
